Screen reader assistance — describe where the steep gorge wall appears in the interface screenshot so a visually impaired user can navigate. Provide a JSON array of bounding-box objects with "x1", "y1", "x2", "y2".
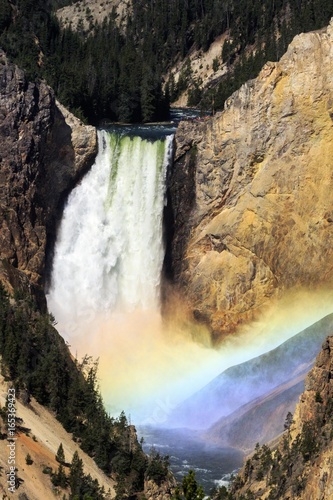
[
  {"x1": 0, "y1": 50, "x2": 97, "y2": 297},
  {"x1": 290, "y1": 336, "x2": 333, "y2": 499},
  {"x1": 230, "y1": 335, "x2": 333, "y2": 499},
  {"x1": 170, "y1": 21, "x2": 333, "y2": 340}
]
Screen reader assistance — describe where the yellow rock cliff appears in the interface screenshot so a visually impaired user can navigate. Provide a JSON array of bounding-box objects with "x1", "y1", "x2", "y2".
[{"x1": 171, "y1": 20, "x2": 333, "y2": 340}]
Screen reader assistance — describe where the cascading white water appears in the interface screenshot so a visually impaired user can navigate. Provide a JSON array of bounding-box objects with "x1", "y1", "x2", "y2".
[
  {"x1": 47, "y1": 129, "x2": 173, "y2": 339},
  {"x1": 48, "y1": 126, "x2": 226, "y2": 422},
  {"x1": 46, "y1": 123, "x2": 329, "y2": 427}
]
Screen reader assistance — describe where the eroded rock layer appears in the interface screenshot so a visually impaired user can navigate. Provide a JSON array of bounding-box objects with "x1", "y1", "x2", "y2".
[
  {"x1": 170, "y1": 21, "x2": 333, "y2": 339},
  {"x1": 0, "y1": 51, "x2": 97, "y2": 293}
]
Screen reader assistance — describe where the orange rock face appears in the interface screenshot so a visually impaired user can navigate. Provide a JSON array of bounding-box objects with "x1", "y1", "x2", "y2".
[{"x1": 170, "y1": 22, "x2": 333, "y2": 340}]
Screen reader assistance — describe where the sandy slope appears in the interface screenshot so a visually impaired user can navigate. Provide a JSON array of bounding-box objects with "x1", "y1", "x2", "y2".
[
  {"x1": 0, "y1": 375, "x2": 115, "y2": 499},
  {"x1": 171, "y1": 33, "x2": 228, "y2": 107}
]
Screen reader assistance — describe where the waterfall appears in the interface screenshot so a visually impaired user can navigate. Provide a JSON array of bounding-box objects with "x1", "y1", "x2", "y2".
[
  {"x1": 47, "y1": 128, "x2": 173, "y2": 339},
  {"x1": 47, "y1": 125, "x2": 264, "y2": 423},
  {"x1": 47, "y1": 126, "x2": 222, "y2": 422}
]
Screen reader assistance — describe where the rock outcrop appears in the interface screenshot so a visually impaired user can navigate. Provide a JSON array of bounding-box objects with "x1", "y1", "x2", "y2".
[
  {"x1": 230, "y1": 335, "x2": 333, "y2": 499},
  {"x1": 56, "y1": 0, "x2": 131, "y2": 32},
  {"x1": 169, "y1": 21, "x2": 333, "y2": 339},
  {"x1": 288, "y1": 336, "x2": 333, "y2": 499},
  {"x1": 0, "y1": 51, "x2": 97, "y2": 295},
  {"x1": 144, "y1": 475, "x2": 177, "y2": 500}
]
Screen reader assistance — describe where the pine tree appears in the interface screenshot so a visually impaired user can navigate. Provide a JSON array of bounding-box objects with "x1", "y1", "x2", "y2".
[
  {"x1": 69, "y1": 451, "x2": 84, "y2": 497},
  {"x1": 284, "y1": 412, "x2": 294, "y2": 431},
  {"x1": 52, "y1": 463, "x2": 67, "y2": 488},
  {"x1": 174, "y1": 470, "x2": 205, "y2": 500},
  {"x1": 56, "y1": 443, "x2": 66, "y2": 464}
]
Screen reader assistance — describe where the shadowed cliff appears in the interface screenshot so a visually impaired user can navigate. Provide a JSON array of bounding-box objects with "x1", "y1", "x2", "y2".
[{"x1": 0, "y1": 50, "x2": 97, "y2": 297}]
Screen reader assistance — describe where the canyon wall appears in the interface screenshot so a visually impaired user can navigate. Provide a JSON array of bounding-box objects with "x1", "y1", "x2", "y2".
[
  {"x1": 170, "y1": 21, "x2": 333, "y2": 340},
  {"x1": 289, "y1": 336, "x2": 333, "y2": 499},
  {"x1": 0, "y1": 50, "x2": 97, "y2": 297},
  {"x1": 230, "y1": 335, "x2": 333, "y2": 499}
]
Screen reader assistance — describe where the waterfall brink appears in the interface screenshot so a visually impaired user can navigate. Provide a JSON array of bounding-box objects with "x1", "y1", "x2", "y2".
[{"x1": 48, "y1": 129, "x2": 173, "y2": 339}]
